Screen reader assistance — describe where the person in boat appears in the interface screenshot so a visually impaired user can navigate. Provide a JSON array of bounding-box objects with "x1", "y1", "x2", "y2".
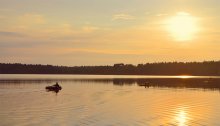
[{"x1": 46, "y1": 82, "x2": 62, "y2": 93}]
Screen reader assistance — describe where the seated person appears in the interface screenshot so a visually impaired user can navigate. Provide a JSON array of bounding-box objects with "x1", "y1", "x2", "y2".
[{"x1": 53, "y1": 82, "x2": 60, "y2": 87}]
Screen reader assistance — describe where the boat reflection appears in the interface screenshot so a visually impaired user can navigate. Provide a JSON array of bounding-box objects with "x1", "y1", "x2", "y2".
[
  {"x1": 111, "y1": 78, "x2": 220, "y2": 91},
  {"x1": 135, "y1": 78, "x2": 220, "y2": 91}
]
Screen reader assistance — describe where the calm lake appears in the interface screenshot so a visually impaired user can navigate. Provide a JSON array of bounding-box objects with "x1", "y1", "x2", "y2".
[{"x1": 1, "y1": 74, "x2": 220, "y2": 126}]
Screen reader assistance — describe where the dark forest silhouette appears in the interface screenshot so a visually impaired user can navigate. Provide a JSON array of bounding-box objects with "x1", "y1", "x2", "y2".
[{"x1": 1, "y1": 61, "x2": 220, "y2": 75}]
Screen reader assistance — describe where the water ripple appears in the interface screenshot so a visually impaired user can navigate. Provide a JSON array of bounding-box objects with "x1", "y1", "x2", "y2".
[{"x1": 1, "y1": 77, "x2": 220, "y2": 126}]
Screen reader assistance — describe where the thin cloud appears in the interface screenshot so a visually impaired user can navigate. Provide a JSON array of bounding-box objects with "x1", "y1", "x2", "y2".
[
  {"x1": 0, "y1": 8, "x2": 14, "y2": 12},
  {"x1": 18, "y1": 13, "x2": 46, "y2": 25},
  {"x1": 156, "y1": 13, "x2": 168, "y2": 17},
  {"x1": 112, "y1": 13, "x2": 135, "y2": 21},
  {"x1": 0, "y1": 31, "x2": 23, "y2": 37},
  {"x1": 61, "y1": 48, "x2": 146, "y2": 55},
  {"x1": 82, "y1": 25, "x2": 99, "y2": 33},
  {"x1": 42, "y1": 23, "x2": 100, "y2": 40}
]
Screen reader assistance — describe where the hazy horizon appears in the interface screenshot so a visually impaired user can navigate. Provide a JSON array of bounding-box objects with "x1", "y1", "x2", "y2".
[
  {"x1": 0, "y1": 0, "x2": 220, "y2": 66},
  {"x1": 1, "y1": 60, "x2": 220, "y2": 67}
]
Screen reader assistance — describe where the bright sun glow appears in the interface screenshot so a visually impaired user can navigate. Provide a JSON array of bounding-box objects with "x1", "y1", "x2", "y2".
[{"x1": 166, "y1": 12, "x2": 198, "y2": 41}]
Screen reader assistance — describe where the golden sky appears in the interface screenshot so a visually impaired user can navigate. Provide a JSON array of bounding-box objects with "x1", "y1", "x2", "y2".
[{"x1": 0, "y1": 0, "x2": 220, "y2": 65}]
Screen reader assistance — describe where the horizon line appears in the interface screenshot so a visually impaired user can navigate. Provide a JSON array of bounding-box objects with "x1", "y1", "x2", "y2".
[{"x1": 1, "y1": 60, "x2": 220, "y2": 67}]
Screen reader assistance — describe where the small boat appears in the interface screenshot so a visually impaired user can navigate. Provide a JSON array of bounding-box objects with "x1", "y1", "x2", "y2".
[{"x1": 46, "y1": 82, "x2": 62, "y2": 91}]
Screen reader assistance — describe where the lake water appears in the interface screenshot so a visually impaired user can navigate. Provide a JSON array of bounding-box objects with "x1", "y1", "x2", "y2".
[{"x1": 1, "y1": 74, "x2": 220, "y2": 126}]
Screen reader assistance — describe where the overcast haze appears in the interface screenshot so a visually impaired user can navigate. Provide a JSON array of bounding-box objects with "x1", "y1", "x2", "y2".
[{"x1": 0, "y1": 0, "x2": 220, "y2": 66}]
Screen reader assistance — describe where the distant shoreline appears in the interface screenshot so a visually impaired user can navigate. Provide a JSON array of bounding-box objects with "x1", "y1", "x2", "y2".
[{"x1": 1, "y1": 61, "x2": 220, "y2": 76}]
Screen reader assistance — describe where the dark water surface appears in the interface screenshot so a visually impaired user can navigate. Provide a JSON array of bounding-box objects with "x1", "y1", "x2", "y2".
[{"x1": 1, "y1": 74, "x2": 220, "y2": 126}]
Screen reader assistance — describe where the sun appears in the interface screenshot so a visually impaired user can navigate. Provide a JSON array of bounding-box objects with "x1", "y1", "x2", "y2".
[{"x1": 165, "y1": 12, "x2": 198, "y2": 41}]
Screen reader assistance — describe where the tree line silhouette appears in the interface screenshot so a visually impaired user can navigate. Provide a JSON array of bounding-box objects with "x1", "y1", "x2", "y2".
[{"x1": 0, "y1": 61, "x2": 220, "y2": 75}]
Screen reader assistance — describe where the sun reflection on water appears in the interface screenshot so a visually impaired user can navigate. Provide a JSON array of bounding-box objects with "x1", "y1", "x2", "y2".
[
  {"x1": 175, "y1": 75, "x2": 193, "y2": 79},
  {"x1": 174, "y1": 107, "x2": 190, "y2": 126}
]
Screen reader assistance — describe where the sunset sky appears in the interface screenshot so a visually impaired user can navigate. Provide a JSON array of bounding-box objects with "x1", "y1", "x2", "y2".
[{"x1": 0, "y1": 0, "x2": 220, "y2": 66}]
